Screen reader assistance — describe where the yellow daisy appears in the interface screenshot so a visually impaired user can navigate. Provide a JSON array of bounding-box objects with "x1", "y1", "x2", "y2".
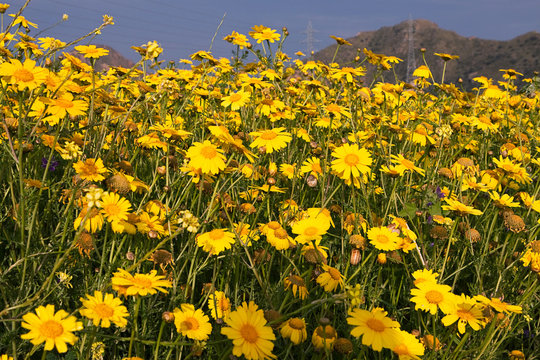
[
  {"x1": 79, "y1": 291, "x2": 129, "y2": 328},
  {"x1": 221, "y1": 301, "x2": 276, "y2": 359},
  {"x1": 249, "y1": 127, "x2": 292, "y2": 154},
  {"x1": 347, "y1": 307, "x2": 401, "y2": 352},
  {"x1": 111, "y1": 268, "x2": 172, "y2": 297},
  {"x1": 196, "y1": 228, "x2": 235, "y2": 255},
  {"x1": 280, "y1": 318, "x2": 307, "y2": 345},
  {"x1": 73, "y1": 158, "x2": 108, "y2": 182},
  {"x1": 173, "y1": 303, "x2": 212, "y2": 340},
  {"x1": 21, "y1": 304, "x2": 83, "y2": 353},
  {"x1": 100, "y1": 192, "x2": 132, "y2": 223},
  {"x1": 367, "y1": 226, "x2": 400, "y2": 251},
  {"x1": 186, "y1": 140, "x2": 227, "y2": 175}
]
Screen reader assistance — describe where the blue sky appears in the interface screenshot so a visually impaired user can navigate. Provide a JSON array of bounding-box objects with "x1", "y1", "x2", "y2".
[{"x1": 10, "y1": 0, "x2": 540, "y2": 62}]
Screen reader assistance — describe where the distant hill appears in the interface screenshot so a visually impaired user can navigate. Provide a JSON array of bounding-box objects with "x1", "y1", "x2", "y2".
[
  {"x1": 313, "y1": 19, "x2": 540, "y2": 89},
  {"x1": 69, "y1": 44, "x2": 134, "y2": 72}
]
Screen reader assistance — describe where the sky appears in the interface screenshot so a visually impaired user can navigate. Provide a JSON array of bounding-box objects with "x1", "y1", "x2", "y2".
[{"x1": 9, "y1": 0, "x2": 540, "y2": 63}]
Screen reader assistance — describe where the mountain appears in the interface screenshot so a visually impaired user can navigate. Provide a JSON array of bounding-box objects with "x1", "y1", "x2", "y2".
[
  {"x1": 69, "y1": 44, "x2": 134, "y2": 72},
  {"x1": 313, "y1": 19, "x2": 540, "y2": 89}
]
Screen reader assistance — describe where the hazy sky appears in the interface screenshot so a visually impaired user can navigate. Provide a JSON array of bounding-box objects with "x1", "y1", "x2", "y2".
[{"x1": 9, "y1": 0, "x2": 540, "y2": 62}]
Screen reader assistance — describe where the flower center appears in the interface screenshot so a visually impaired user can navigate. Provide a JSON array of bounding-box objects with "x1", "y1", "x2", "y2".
[
  {"x1": 40, "y1": 320, "x2": 64, "y2": 338},
  {"x1": 14, "y1": 68, "x2": 34, "y2": 82},
  {"x1": 376, "y1": 234, "x2": 389, "y2": 244},
  {"x1": 288, "y1": 318, "x2": 305, "y2": 330},
  {"x1": 457, "y1": 308, "x2": 475, "y2": 321},
  {"x1": 328, "y1": 268, "x2": 341, "y2": 280},
  {"x1": 94, "y1": 303, "x2": 114, "y2": 318},
  {"x1": 274, "y1": 228, "x2": 288, "y2": 239},
  {"x1": 133, "y1": 276, "x2": 153, "y2": 289},
  {"x1": 344, "y1": 154, "x2": 359, "y2": 166},
  {"x1": 200, "y1": 145, "x2": 217, "y2": 159},
  {"x1": 181, "y1": 317, "x2": 199, "y2": 331},
  {"x1": 240, "y1": 323, "x2": 259, "y2": 343},
  {"x1": 425, "y1": 290, "x2": 444, "y2": 304},
  {"x1": 82, "y1": 163, "x2": 98, "y2": 175},
  {"x1": 209, "y1": 229, "x2": 225, "y2": 240},
  {"x1": 287, "y1": 275, "x2": 305, "y2": 287},
  {"x1": 229, "y1": 93, "x2": 242, "y2": 102},
  {"x1": 303, "y1": 226, "x2": 319, "y2": 237},
  {"x1": 260, "y1": 130, "x2": 277, "y2": 140},
  {"x1": 366, "y1": 318, "x2": 386, "y2": 332},
  {"x1": 104, "y1": 203, "x2": 121, "y2": 216}
]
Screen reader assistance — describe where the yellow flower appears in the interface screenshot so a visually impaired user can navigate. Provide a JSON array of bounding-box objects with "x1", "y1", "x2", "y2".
[
  {"x1": 250, "y1": 26, "x2": 280, "y2": 43},
  {"x1": 312, "y1": 325, "x2": 337, "y2": 351},
  {"x1": 441, "y1": 295, "x2": 485, "y2": 334},
  {"x1": 249, "y1": 127, "x2": 292, "y2": 154},
  {"x1": 173, "y1": 304, "x2": 212, "y2": 340},
  {"x1": 280, "y1": 318, "x2": 307, "y2": 345},
  {"x1": 367, "y1": 226, "x2": 400, "y2": 251},
  {"x1": 221, "y1": 90, "x2": 250, "y2": 111},
  {"x1": 0, "y1": 59, "x2": 47, "y2": 91},
  {"x1": 221, "y1": 301, "x2": 276, "y2": 359},
  {"x1": 489, "y1": 192, "x2": 520, "y2": 208},
  {"x1": 441, "y1": 198, "x2": 483, "y2": 216},
  {"x1": 0, "y1": 355, "x2": 14, "y2": 360},
  {"x1": 331, "y1": 143, "x2": 372, "y2": 184},
  {"x1": 283, "y1": 275, "x2": 308, "y2": 300},
  {"x1": 74, "y1": 44, "x2": 109, "y2": 59},
  {"x1": 291, "y1": 216, "x2": 329, "y2": 244},
  {"x1": 21, "y1": 304, "x2": 83, "y2": 353},
  {"x1": 434, "y1": 52, "x2": 459, "y2": 61},
  {"x1": 80, "y1": 291, "x2": 129, "y2": 328},
  {"x1": 73, "y1": 158, "x2": 108, "y2": 182},
  {"x1": 330, "y1": 35, "x2": 352, "y2": 46},
  {"x1": 100, "y1": 192, "x2": 131, "y2": 223},
  {"x1": 111, "y1": 269, "x2": 172, "y2": 297},
  {"x1": 413, "y1": 65, "x2": 432, "y2": 79},
  {"x1": 411, "y1": 269, "x2": 439, "y2": 286},
  {"x1": 196, "y1": 228, "x2": 235, "y2": 255},
  {"x1": 208, "y1": 291, "x2": 231, "y2": 321},
  {"x1": 316, "y1": 264, "x2": 345, "y2": 292},
  {"x1": 186, "y1": 140, "x2": 227, "y2": 175},
  {"x1": 74, "y1": 206, "x2": 104, "y2": 233},
  {"x1": 410, "y1": 282, "x2": 456, "y2": 315},
  {"x1": 391, "y1": 154, "x2": 425, "y2": 176},
  {"x1": 391, "y1": 330, "x2": 425, "y2": 360},
  {"x1": 347, "y1": 307, "x2": 401, "y2": 352}
]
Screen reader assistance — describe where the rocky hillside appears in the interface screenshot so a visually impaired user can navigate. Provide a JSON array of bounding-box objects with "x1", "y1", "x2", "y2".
[
  {"x1": 314, "y1": 19, "x2": 540, "y2": 89},
  {"x1": 69, "y1": 44, "x2": 134, "y2": 72}
]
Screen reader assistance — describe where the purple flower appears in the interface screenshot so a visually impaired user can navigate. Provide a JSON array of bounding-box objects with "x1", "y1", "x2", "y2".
[
  {"x1": 436, "y1": 186, "x2": 445, "y2": 199},
  {"x1": 41, "y1": 157, "x2": 58, "y2": 172}
]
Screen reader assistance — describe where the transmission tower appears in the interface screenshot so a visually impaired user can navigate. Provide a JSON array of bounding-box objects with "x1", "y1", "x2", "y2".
[
  {"x1": 301, "y1": 20, "x2": 319, "y2": 57},
  {"x1": 406, "y1": 15, "x2": 417, "y2": 83}
]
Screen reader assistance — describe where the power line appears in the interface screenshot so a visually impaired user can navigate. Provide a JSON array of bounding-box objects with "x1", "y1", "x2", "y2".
[
  {"x1": 301, "y1": 20, "x2": 319, "y2": 57},
  {"x1": 406, "y1": 15, "x2": 416, "y2": 83}
]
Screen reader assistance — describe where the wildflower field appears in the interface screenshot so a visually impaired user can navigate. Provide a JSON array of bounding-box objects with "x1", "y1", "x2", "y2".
[{"x1": 1, "y1": 3, "x2": 540, "y2": 360}]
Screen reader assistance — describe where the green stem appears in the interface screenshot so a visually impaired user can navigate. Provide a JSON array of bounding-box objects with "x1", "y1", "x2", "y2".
[{"x1": 128, "y1": 296, "x2": 142, "y2": 357}]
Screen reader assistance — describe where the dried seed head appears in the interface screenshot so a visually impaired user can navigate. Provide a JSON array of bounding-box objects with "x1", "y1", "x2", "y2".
[
  {"x1": 464, "y1": 228, "x2": 481, "y2": 243},
  {"x1": 438, "y1": 167, "x2": 453, "y2": 179},
  {"x1": 430, "y1": 225, "x2": 448, "y2": 240},
  {"x1": 334, "y1": 338, "x2": 353, "y2": 355},
  {"x1": 107, "y1": 173, "x2": 131, "y2": 194},
  {"x1": 505, "y1": 214, "x2": 526, "y2": 233}
]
